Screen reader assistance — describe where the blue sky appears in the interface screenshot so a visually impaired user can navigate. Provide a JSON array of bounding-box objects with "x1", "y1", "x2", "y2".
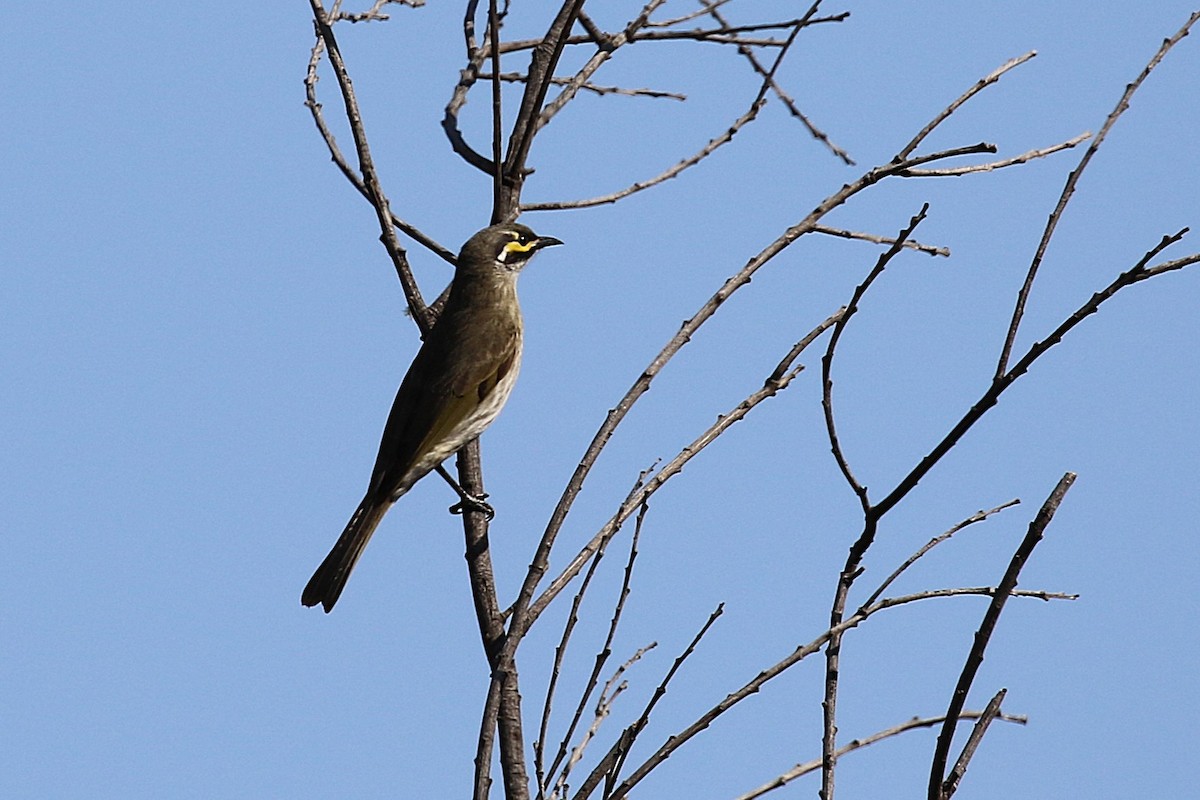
[{"x1": 4, "y1": 2, "x2": 1199, "y2": 798}]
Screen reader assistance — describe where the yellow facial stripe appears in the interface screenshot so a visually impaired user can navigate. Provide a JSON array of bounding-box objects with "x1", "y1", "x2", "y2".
[{"x1": 504, "y1": 240, "x2": 537, "y2": 254}]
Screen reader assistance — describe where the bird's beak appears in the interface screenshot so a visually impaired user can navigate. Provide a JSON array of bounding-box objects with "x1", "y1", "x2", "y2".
[{"x1": 534, "y1": 236, "x2": 564, "y2": 250}]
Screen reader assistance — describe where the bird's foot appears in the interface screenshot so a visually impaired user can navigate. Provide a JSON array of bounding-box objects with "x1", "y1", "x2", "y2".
[{"x1": 450, "y1": 491, "x2": 495, "y2": 520}]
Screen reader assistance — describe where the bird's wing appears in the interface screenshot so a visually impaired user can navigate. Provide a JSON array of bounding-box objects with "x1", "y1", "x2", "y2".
[
  {"x1": 420, "y1": 326, "x2": 520, "y2": 449},
  {"x1": 366, "y1": 323, "x2": 520, "y2": 498}
]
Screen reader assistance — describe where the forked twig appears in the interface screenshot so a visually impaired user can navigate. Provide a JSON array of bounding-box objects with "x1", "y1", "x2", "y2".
[
  {"x1": 529, "y1": 307, "x2": 845, "y2": 625},
  {"x1": 899, "y1": 133, "x2": 1090, "y2": 177},
  {"x1": 928, "y1": 474, "x2": 1076, "y2": 800},
  {"x1": 941, "y1": 689, "x2": 1007, "y2": 800},
  {"x1": 896, "y1": 51, "x2": 1037, "y2": 161},
  {"x1": 706, "y1": 0, "x2": 855, "y2": 164},
  {"x1": 593, "y1": 584, "x2": 1071, "y2": 800},
  {"x1": 735, "y1": 706, "x2": 1027, "y2": 800},
  {"x1": 524, "y1": 16, "x2": 804, "y2": 211},
  {"x1": 537, "y1": 493, "x2": 650, "y2": 798},
  {"x1": 996, "y1": 11, "x2": 1200, "y2": 377},
  {"x1": 572, "y1": 605, "x2": 725, "y2": 800},
  {"x1": 551, "y1": 644, "x2": 656, "y2": 800},
  {"x1": 858, "y1": 499, "x2": 1022, "y2": 614}
]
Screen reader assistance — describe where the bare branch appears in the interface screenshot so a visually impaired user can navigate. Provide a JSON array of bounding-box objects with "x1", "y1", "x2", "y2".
[
  {"x1": 522, "y1": 99, "x2": 764, "y2": 211},
  {"x1": 705, "y1": 1, "x2": 855, "y2": 164},
  {"x1": 575, "y1": 605, "x2": 725, "y2": 800},
  {"x1": 996, "y1": 11, "x2": 1200, "y2": 377},
  {"x1": 896, "y1": 51, "x2": 1037, "y2": 162},
  {"x1": 457, "y1": 443, "x2": 511, "y2": 800},
  {"x1": 443, "y1": 47, "x2": 499, "y2": 176},
  {"x1": 535, "y1": 1, "x2": 672, "y2": 132},
  {"x1": 307, "y1": 1, "x2": 444, "y2": 327},
  {"x1": 601, "y1": 584, "x2": 1069, "y2": 800},
  {"x1": 875, "y1": 226, "x2": 1198, "y2": 523},
  {"x1": 530, "y1": 307, "x2": 846, "y2": 625},
  {"x1": 333, "y1": 0, "x2": 424, "y2": 23},
  {"x1": 525, "y1": 15, "x2": 806, "y2": 211},
  {"x1": 859, "y1": 499, "x2": 1022, "y2": 613},
  {"x1": 305, "y1": 39, "x2": 457, "y2": 266},
  {"x1": 488, "y1": 0, "x2": 504, "y2": 215},
  {"x1": 496, "y1": 0, "x2": 587, "y2": 218},
  {"x1": 735, "y1": 707, "x2": 1027, "y2": 800},
  {"x1": 529, "y1": 125, "x2": 1031, "y2": 622},
  {"x1": 928, "y1": 473, "x2": 1076, "y2": 800}
]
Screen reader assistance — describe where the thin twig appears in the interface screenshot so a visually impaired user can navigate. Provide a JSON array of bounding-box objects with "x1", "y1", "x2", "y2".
[
  {"x1": 479, "y1": 71, "x2": 686, "y2": 100},
  {"x1": 535, "y1": 1, "x2": 672, "y2": 132},
  {"x1": 648, "y1": 0, "x2": 737, "y2": 28},
  {"x1": 818, "y1": 205, "x2": 935, "y2": 800},
  {"x1": 307, "y1": 1, "x2": 447, "y2": 324},
  {"x1": 552, "y1": 645, "x2": 655, "y2": 800},
  {"x1": 811, "y1": 224, "x2": 949, "y2": 257},
  {"x1": 899, "y1": 132, "x2": 1090, "y2": 177},
  {"x1": 305, "y1": 38, "x2": 456, "y2": 265},
  {"x1": 538, "y1": 486, "x2": 650, "y2": 798}
]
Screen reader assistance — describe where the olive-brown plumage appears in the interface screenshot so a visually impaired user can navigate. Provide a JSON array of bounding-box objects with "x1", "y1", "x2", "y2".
[{"x1": 302, "y1": 223, "x2": 562, "y2": 612}]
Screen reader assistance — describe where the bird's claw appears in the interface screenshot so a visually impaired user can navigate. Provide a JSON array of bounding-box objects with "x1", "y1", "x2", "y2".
[{"x1": 450, "y1": 492, "x2": 495, "y2": 520}]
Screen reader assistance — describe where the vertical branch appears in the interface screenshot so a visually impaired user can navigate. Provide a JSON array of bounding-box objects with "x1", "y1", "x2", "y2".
[
  {"x1": 461, "y1": 443, "x2": 508, "y2": 800},
  {"x1": 496, "y1": 0, "x2": 586, "y2": 218},
  {"x1": 488, "y1": 0, "x2": 505, "y2": 220},
  {"x1": 820, "y1": 205, "x2": 930, "y2": 800},
  {"x1": 928, "y1": 473, "x2": 1076, "y2": 800},
  {"x1": 537, "y1": 491, "x2": 648, "y2": 798},
  {"x1": 822, "y1": 205, "x2": 930, "y2": 511}
]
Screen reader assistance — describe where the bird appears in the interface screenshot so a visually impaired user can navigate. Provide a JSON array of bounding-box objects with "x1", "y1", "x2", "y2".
[{"x1": 302, "y1": 222, "x2": 563, "y2": 612}]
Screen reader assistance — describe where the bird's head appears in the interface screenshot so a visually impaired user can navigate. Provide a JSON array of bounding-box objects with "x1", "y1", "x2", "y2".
[{"x1": 459, "y1": 223, "x2": 564, "y2": 274}]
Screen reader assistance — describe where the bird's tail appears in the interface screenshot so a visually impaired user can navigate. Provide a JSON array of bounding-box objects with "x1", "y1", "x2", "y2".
[{"x1": 301, "y1": 498, "x2": 389, "y2": 613}]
